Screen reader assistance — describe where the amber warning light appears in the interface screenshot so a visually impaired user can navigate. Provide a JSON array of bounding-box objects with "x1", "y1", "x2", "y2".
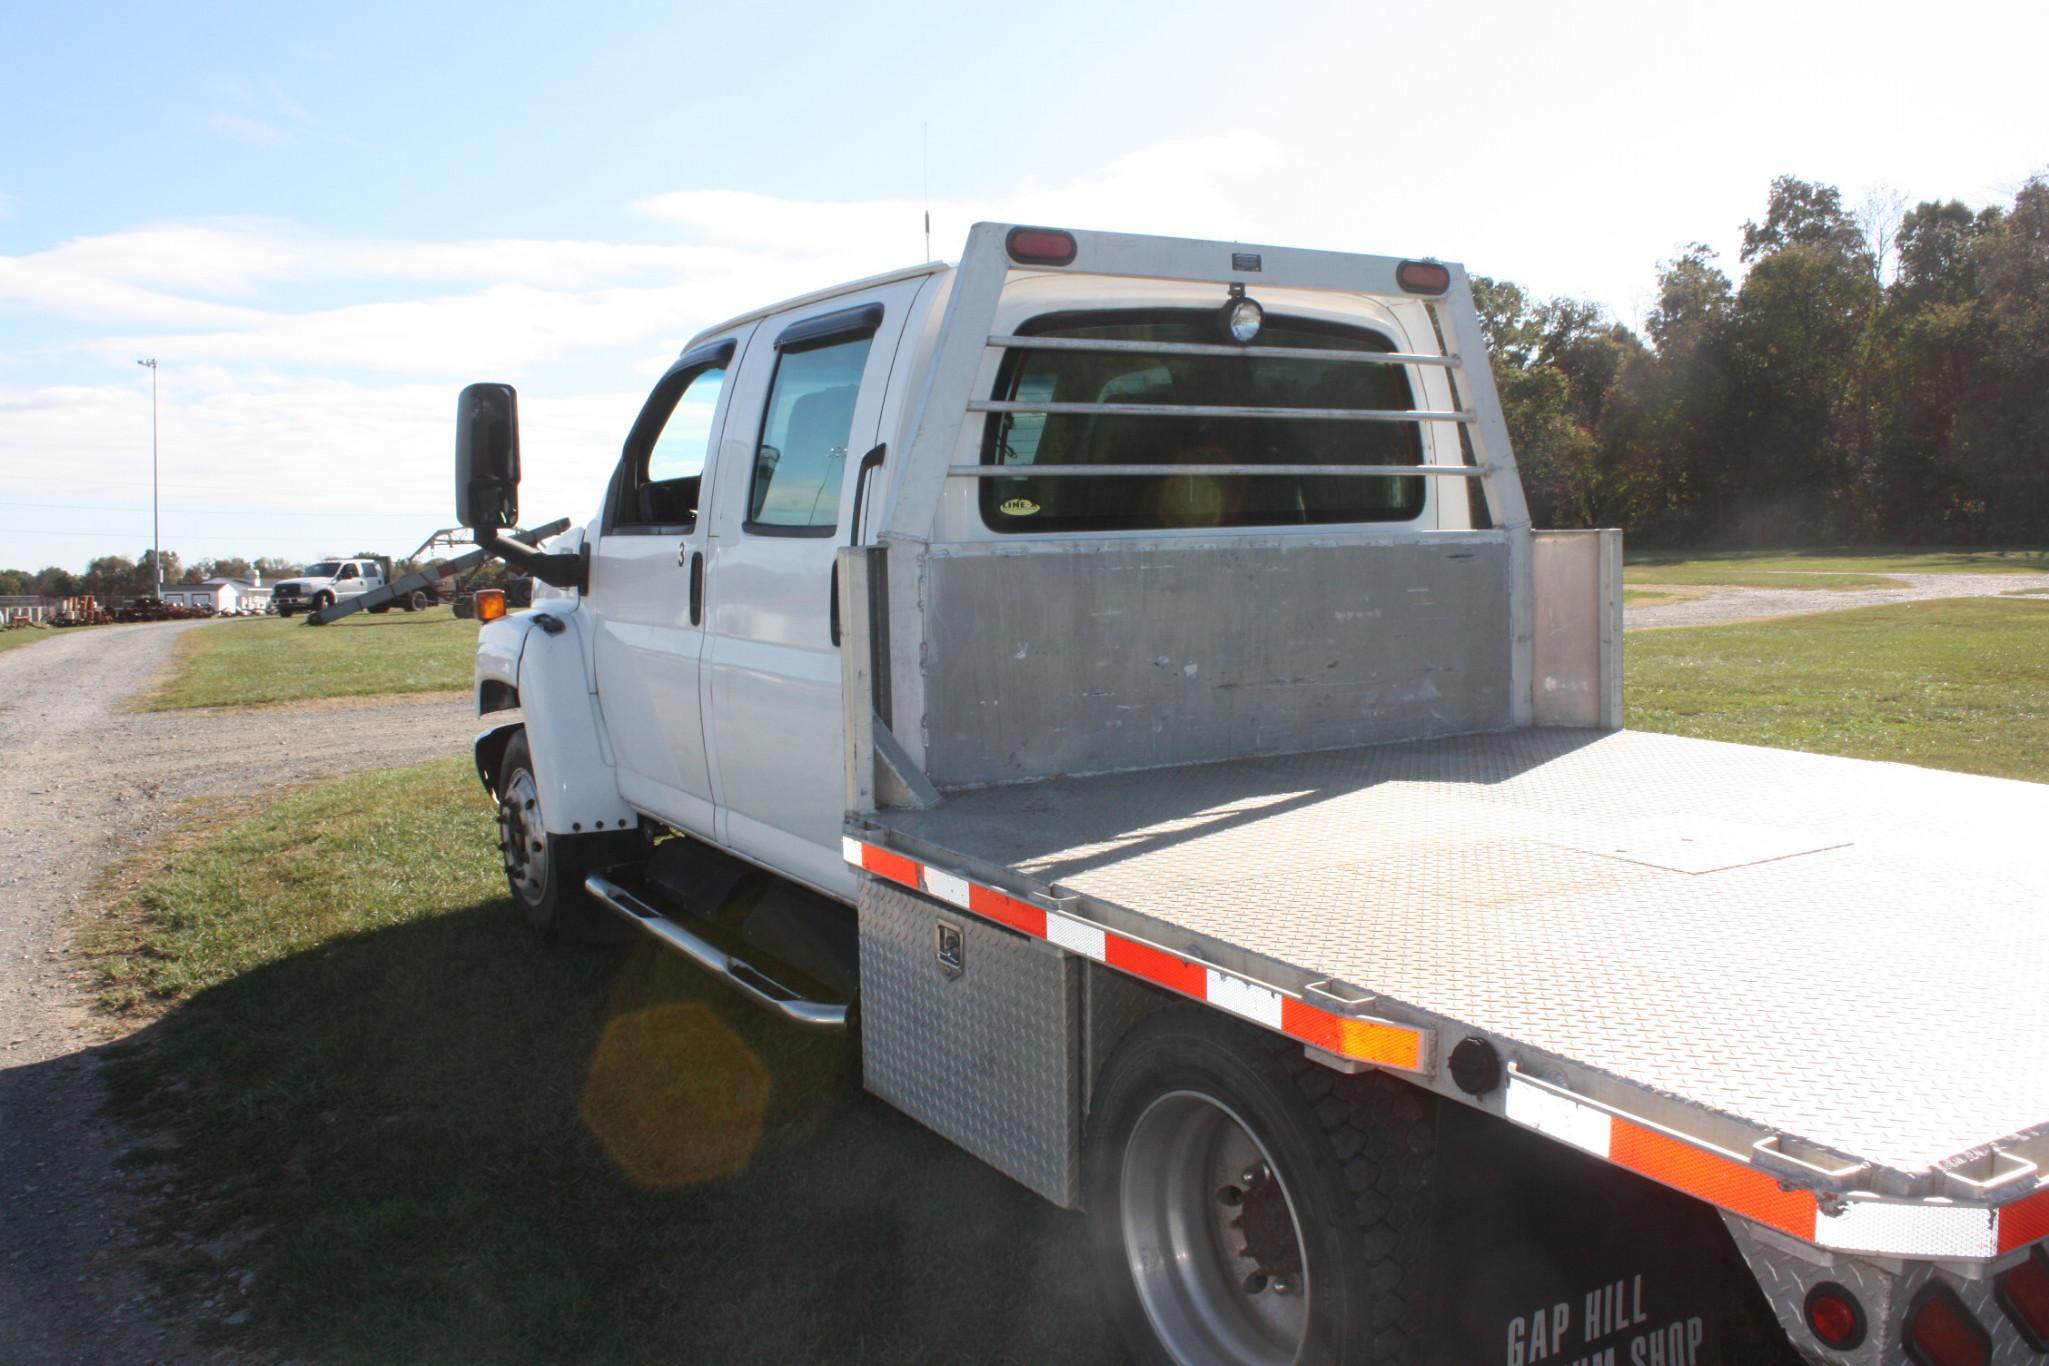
[{"x1": 474, "y1": 588, "x2": 507, "y2": 623}]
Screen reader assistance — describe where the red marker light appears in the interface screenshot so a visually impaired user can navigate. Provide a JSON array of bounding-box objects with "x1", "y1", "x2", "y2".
[
  {"x1": 1997, "y1": 1246, "x2": 2049, "y2": 1350},
  {"x1": 1396, "y1": 260, "x2": 1451, "y2": 294},
  {"x1": 1804, "y1": 1282, "x2": 1866, "y2": 1349},
  {"x1": 1904, "y1": 1283, "x2": 1991, "y2": 1366},
  {"x1": 1006, "y1": 227, "x2": 1077, "y2": 266}
]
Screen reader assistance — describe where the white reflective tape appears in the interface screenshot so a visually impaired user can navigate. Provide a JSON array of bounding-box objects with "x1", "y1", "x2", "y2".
[
  {"x1": 1505, "y1": 1077, "x2": 1613, "y2": 1159},
  {"x1": 921, "y1": 866, "x2": 972, "y2": 909},
  {"x1": 841, "y1": 837, "x2": 865, "y2": 867},
  {"x1": 1044, "y1": 913, "x2": 1106, "y2": 960},
  {"x1": 1817, "y1": 1199, "x2": 1998, "y2": 1259},
  {"x1": 1205, "y1": 969, "x2": 1284, "y2": 1029}
]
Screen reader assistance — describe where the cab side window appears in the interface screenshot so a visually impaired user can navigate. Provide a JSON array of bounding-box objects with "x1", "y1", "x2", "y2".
[
  {"x1": 745, "y1": 305, "x2": 880, "y2": 535},
  {"x1": 338, "y1": 563, "x2": 359, "y2": 580},
  {"x1": 611, "y1": 355, "x2": 729, "y2": 534}
]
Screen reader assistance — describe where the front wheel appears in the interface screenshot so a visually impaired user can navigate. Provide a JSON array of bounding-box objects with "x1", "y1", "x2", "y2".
[
  {"x1": 1084, "y1": 1008, "x2": 1436, "y2": 1366},
  {"x1": 494, "y1": 729, "x2": 636, "y2": 940}
]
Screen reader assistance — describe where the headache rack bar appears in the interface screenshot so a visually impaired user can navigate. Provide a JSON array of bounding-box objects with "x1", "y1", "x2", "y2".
[
  {"x1": 986, "y1": 333, "x2": 1461, "y2": 367},
  {"x1": 967, "y1": 399, "x2": 1474, "y2": 423},
  {"x1": 949, "y1": 463, "x2": 1482, "y2": 479}
]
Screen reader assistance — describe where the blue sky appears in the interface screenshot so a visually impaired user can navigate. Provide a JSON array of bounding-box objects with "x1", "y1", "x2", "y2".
[{"x1": 3, "y1": 0, "x2": 2044, "y2": 572}]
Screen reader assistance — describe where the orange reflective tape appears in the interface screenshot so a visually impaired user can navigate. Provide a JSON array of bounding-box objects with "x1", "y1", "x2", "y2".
[
  {"x1": 1336, "y1": 1017, "x2": 1425, "y2": 1071},
  {"x1": 1105, "y1": 935, "x2": 1206, "y2": 997},
  {"x1": 1611, "y1": 1119, "x2": 1818, "y2": 1241},
  {"x1": 1280, "y1": 997, "x2": 1425, "y2": 1072},
  {"x1": 861, "y1": 845, "x2": 923, "y2": 891},
  {"x1": 967, "y1": 883, "x2": 1047, "y2": 938},
  {"x1": 1998, "y1": 1188, "x2": 2049, "y2": 1254},
  {"x1": 1281, "y1": 997, "x2": 1344, "y2": 1054}
]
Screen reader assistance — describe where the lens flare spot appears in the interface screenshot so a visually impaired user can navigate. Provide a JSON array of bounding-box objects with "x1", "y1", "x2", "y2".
[{"x1": 579, "y1": 1001, "x2": 770, "y2": 1188}]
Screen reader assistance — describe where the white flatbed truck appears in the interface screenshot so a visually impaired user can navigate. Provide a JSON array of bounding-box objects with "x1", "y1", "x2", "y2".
[{"x1": 457, "y1": 224, "x2": 2049, "y2": 1365}]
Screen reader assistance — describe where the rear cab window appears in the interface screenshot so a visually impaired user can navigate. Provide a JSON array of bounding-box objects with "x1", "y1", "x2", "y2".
[
  {"x1": 980, "y1": 310, "x2": 1424, "y2": 533},
  {"x1": 745, "y1": 304, "x2": 882, "y2": 536}
]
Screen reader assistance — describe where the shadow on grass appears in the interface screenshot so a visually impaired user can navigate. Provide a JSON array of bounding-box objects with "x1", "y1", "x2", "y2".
[{"x1": 100, "y1": 898, "x2": 1122, "y2": 1365}]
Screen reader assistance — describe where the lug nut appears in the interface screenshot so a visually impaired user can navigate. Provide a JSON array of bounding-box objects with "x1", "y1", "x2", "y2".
[{"x1": 1270, "y1": 1276, "x2": 1298, "y2": 1297}]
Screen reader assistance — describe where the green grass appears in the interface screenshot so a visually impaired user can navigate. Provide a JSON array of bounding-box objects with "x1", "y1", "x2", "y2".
[
  {"x1": 1626, "y1": 546, "x2": 2049, "y2": 578},
  {"x1": 0, "y1": 626, "x2": 60, "y2": 656},
  {"x1": 1627, "y1": 598, "x2": 2049, "y2": 781},
  {"x1": 147, "y1": 609, "x2": 477, "y2": 710},
  {"x1": 1621, "y1": 588, "x2": 1690, "y2": 607},
  {"x1": 86, "y1": 760, "x2": 1116, "y2": 1365}
]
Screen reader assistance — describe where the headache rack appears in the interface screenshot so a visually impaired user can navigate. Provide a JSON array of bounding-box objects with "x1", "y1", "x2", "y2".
[{"x1": 880, "y1": 224, "x2": 1535, "y2": 545}]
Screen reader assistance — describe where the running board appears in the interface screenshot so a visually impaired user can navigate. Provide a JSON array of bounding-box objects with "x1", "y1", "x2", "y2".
[{"x1": 584, "y1": 872, "x2": 849, "y2": 1031}]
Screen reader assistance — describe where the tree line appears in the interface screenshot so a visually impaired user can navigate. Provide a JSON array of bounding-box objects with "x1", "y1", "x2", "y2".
[
  {"x1": 1481, "y1": 172, "x2": 2048, "y2": 546},
  {"x1": 0, "y1": 553, "x2": 306, "y2": 601}
]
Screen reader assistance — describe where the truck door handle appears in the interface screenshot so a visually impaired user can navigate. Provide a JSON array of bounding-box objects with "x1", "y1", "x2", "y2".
[
  {"x1": 689, "y1": 551, "x2": 704, "y2": 627},
  {"x1": 829, "y1": 563, "x2": 841, "y2": 647}
]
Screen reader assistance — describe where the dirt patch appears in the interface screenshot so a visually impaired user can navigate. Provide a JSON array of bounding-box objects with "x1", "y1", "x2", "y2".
[
  {"x1": 0, "y1": 619, "x2": 477, "y2": 1362},
  {"x1": 1625, "y1": 571, "x2": 2049, "y2": 631}
]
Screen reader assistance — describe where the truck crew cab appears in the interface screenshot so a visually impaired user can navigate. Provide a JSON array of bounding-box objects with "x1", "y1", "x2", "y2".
[
  {"x1": 273, "y1": 556, "x2": 391, "y2": 616},
  {"x1": 459, "y1": 224, "x2": 2049, "y2": 1365}
]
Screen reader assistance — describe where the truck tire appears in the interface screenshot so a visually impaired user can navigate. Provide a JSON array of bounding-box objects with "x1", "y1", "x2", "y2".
[
  {"x1": 1083, "y1": 1008, "x2": 1435, "y2": 1366},
  {"x1": 406, "y1": 591, "x2": 429, "y2": 612},
  {"x1": 277, "y1": 604, "x2": 294, "y2": 618},
  {"x1": 313, "y1": 590, "x2": 334, "y2": 610},
  {"x1": 367, "y1": 601, "x2": 391, "y2": 614},
  {"x1": 494, "y1": 729, "x2": 636, "y2": 941}
]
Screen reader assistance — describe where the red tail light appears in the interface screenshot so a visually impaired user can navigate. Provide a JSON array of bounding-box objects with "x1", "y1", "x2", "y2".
[
  {"x1": 1396, "y1": 259, "x2": 1451, "y2": 294},
  {"x1": 1997, "y1": 1246, "x2": 2049, "y2": 1350},
  {"x1": 1804, "y1": 1282, "x2": 1866, "y2": 1349},
  {"x1": 1904, "y1": 1283, "x2": 1991, "y2": 1366},
  {"x1": 1005, "y1": 227, "x2": 1077, "y2": 266}
]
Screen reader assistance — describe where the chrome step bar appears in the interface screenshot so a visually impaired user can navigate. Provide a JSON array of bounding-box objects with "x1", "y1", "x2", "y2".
[{"x1": 584, "y1": 872, "x2": 849, "y2": 1031}]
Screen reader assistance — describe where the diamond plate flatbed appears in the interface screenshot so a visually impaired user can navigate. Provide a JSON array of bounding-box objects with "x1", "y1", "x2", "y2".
[{"x1": 866, "y1": 727, "x2": 2049, "y2": 1184}]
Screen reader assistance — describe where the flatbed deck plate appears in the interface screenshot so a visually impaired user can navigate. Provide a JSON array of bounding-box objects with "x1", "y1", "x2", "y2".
[{"x1": 874, "y1": 728, "x2": 2049, "y2": 1177}]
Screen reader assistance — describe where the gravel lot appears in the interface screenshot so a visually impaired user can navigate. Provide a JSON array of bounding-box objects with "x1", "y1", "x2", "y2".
[
  {"x1": 0, "y1": 621, "x2": 475, "y2": 1363},
  {"x1": 1625, "y1": 570, "x2": 2049, "y2": 630}
]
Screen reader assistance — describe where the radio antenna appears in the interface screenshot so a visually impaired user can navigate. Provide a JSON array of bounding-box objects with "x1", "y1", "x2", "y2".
[{"x1": 922, "y1": 122, "x2": 931, "y2": 261}]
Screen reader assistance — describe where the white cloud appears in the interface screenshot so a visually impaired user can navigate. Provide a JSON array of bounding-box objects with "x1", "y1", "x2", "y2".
[
  {"x1": 0, "y1": 130, "x2": 1337, "y2": 568},
  {"x1": 204, "y1": 112, "x2": 293, "y2": 149}
]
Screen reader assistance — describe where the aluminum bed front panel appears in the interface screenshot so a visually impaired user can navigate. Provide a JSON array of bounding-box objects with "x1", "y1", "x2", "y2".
[{"x1": 876, "y1": 728, "x2": 2049, "y2": 1177}]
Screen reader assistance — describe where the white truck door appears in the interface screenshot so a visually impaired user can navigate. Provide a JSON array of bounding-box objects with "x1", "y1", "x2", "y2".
[
  {"x1": 701, "y1": 280, "x2": 924, "y2": 896},
  {"x1": 587, "y1": 328, "x2": 754, "y2": 837}
]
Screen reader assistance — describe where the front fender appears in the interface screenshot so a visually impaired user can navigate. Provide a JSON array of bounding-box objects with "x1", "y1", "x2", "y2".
[
  {"x1": 513, "y1": 609, "x2": 635, "y2": 838},
  {"x1": 474, "y1": 613, "x2": 533, "y2": 714}
]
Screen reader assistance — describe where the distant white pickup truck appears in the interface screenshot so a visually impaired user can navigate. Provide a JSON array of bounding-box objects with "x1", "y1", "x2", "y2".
[
  {"x1": 452, "y1": 224, "x2": 2049, "y2": 1366},
  {"x1": 272, "y1": 556, "x2": 437, "y2": 617}
]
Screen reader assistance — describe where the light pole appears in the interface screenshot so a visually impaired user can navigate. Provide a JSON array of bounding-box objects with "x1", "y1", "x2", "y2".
[{"x1": 137, "y1": 358, "x2": 159, "y2": 598}]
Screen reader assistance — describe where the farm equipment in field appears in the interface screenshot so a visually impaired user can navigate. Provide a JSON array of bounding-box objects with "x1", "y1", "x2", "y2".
[{"x1": 301, "y1": 521, "x2": 568, "y2": 626}]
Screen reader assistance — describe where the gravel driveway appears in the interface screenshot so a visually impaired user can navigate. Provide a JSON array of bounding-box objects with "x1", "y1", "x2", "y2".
[
  {"x1": 1625, "y1": 571, "x2": 2049, "y2": 630},
  {"x1": 0, "y1": 621, "x2": 476, "y2": 1363}
]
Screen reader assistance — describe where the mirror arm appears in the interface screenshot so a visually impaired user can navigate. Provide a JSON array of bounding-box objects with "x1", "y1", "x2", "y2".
[{"x1": 482, "y1": 529, "x2": 587, "y2": 592}]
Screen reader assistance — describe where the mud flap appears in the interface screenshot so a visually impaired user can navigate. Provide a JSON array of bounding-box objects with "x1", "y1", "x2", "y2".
[{"x1": 1426, "y1": 1103, "x2": 1800, "y2": 1366}]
